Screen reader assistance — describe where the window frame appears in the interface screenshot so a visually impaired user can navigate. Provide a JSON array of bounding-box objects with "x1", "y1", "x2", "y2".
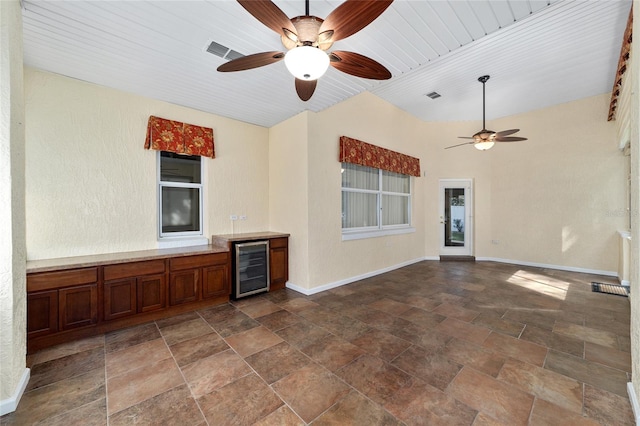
[
  {"x1": 341, "y1": 163, "x2": 414, "y2": 240},
  {"x1": 157, "y1": 151, "x2": 205, "y2": 241}
]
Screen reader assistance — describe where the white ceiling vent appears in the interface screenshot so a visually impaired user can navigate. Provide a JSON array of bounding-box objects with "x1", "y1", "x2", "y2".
[
  {"x1": 425, "y1": 92, "x2": 441, "y2": 99},
  {"x1": 206, "y1": 41, "x2": 244, "y2": 61}
]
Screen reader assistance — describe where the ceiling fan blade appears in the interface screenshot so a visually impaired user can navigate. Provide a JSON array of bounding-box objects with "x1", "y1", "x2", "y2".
[
  {"x1": 237, "y1": 0, "x2": 297, "y2": 36},
  {"x1": 495, "y1": 129, "x2": 520, "y2": 137},
  {"x1": 319, "y1": 0, "x2": 393, "y2": 42},
  {"x1": 445, "y1": 142, "x2": 475, "y2": 149},
  {"x1": 217, "y1": 51, "x2": 284, "y2": 72},
  {"x1": 329, "y1": 51, "x2": 391, "y2": 80},
  {"x1": 495, "y1": 136, "x2": 528, "y2": 142},
  {"x1": 295, "y1": 78, "x2": 317, "y2": 101}
]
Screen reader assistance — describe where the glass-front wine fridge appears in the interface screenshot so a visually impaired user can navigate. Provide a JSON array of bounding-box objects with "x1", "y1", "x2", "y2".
[{"x1": 234, "y1": 241, "x2": 270, "y2": 299}]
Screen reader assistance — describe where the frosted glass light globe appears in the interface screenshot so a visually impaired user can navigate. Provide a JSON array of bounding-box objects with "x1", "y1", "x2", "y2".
[{"x1": 284, "y1": 46, "x2": 330, "y2": 80}]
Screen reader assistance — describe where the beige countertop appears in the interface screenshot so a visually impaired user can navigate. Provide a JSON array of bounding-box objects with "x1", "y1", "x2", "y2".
[
  {"x1": 26, "y1": 244, "x2": 229, "y2": 274},
  {"x1": 211, "y1": 231, "x2": 290, "y2": 246}
]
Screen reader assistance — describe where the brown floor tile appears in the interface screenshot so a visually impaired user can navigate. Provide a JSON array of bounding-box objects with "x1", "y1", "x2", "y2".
[
  {"x1": 553, "y1": 321, "x2": 619, "y2": 349},
  {"x1": 529, "y1": 399, "x2": 599, "y2": 426},
  {"x1": 442, "y1": 338, "x2": 506, "y2": 377},
  {"x1": 169, "y1": 332, "x2": 229, "y2": 367},
  {"x1": 368, "y1": 298, "x2": 413, "y2": 316},
  {"x1": 584, "y1": 341, "x2": 631, "y2": 372},
  {"x1": 392, "y1": 345, "x2": 462, "y2": 391},
  {"x1": 544, "y1": 349, "x2": 629, "y2": 397},
  {"x1": 201, "y1": 307, "x2": 260, "y2": 337},
  {"x1": 313, "y1": 391, "x2": 402, "y2": 426},
  {"x1": 301, "y1": 334, "x2": 364, "y2": 371},
  {"x1": 108, "y1": 385, "x2": 205, "y2": 426},
  {"x1": 275, "y1": 320, "x2": 331, "y2": 349},
  {"x1": 155, "y1": 310, "x2": 200, "y2": 328},
  {"x1": 337, "y1": 354, "x2": 411, "y2": 404},
  {"x1": 237, "y1": 299, "x2": 283, "y2": 318},
  {"x1": 435, "y1": 317, "x2": 492, "y2": 345},
  {"x1": 159, "y1": 317, "x2": 213, "y2": 346},
  {"x1": 27, "y1": 346, "x2": 105, "y2": 391},
  {"x1": 181, "y1": 349, "x2": 251, "y2": 398},
  {"x1": 433, "y1": 302, "x2": 480, "y2": 322},
  {"x1": 502, "y1": 309, "x2": 557, "y2": 331},
  {"x1": 279, "y1": 297, "x2": 320, "y2": 312},
  {"x1": 430, "y1": 292, "x2": 466, "y2": 306},
  {"x1": 104, "y1": 322, "x2": 160, "y2": 353},
  {"x1": 245, "y1": 341, "x2": 311, "y2": 384},
  {"x1": 413, "y1": 329, "x2": 453, "y2": 354},
  {"x1": 40, "y1": 397, "x2": 107, "y2": 426},
  {"x1": 447, "y1": 367, "x2": 534, "y2": 425},
  {"x1": 253, "y1": 405, "x2": 304, "y2": 425},
  {"x1": 618, "y1": 334, "x2": 632, "y2": 352},
  {"x1": 399, "y1": 307, "x2": 446, "y2": 328},
  {"x1": 27, "y1": 335, "x2": 104, "y2": 367},
  {"x1": 197, "y1": 374, "x2": 283, "y2": 426},
  {"x1": 272, "y1": 363, "x2": 350, "y2": 423},
  {"x1": 520, "y1": 324, "x2": 584, "y2": 357},
  {"x1": 472, "y1": 312, "x2": 525, "y2": 338},
  {"x1": 384, "y1": 377, "x2": 477, "y2": 426},
  {"x1": 106, "y1": 338, "x2": 170, "y2": 378},
  {"x1": 583, "y1": 383, "x2": 635, "y2": 425},
  {"x1": 107, "y1": 357, "x2": 183, "y2": 415},
  {"x1": 225, "y1": 325, "x2": 283, "y2": 357},
  {"x1": 349, "y1": 328, "x2": 412, "y2": 362},
  {"x1": 256, "y1": 309, "x2": 302, "y2": 331},
  {"x1": 368, "y1": 315, "x2": 430, "y2": 345},
  {"x1": 497, "y1": 358, "x2": 582, "y2": 413},
  {"x1": 3, "y1": 368, "x2": 104, "y2": 425},
  {"x1": 482, "y1": 332, "x2": 547, "y2": 367}
]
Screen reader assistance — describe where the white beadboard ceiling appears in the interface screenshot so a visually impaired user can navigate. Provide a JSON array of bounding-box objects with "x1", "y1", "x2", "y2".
[{"x1": 21, "y1": 0, "x2": 631, "y2": 128}]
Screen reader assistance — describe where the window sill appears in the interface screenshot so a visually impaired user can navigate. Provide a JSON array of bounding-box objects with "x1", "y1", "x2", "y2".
[
  {"x1": 158, "y1": 236, "x2": 209, "y2": 249},
  {"x1": 342, "y1": 227, "x2": 415, "y2": 241}
]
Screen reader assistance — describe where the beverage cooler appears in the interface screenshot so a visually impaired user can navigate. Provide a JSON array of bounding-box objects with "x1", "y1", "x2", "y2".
[{"x1": 233, "y1": 241, "x2": 270, "y2": 299}]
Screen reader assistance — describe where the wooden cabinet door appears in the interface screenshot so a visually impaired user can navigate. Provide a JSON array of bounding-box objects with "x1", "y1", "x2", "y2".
[
  {"x1": 137, "y1": 274, "x2": 166, "y2": 313},
  {"x1": 202, "y1": 264, "x2": 229, "y2": 299},
  {"x1": 27, "y1": 290, "x2": 58, "y2": 338},
  {"x1": 169, "y1": 270, "x2": 199, "y2": 306},
  {"x1": 104, "y1": 278, "x2": 136, "y2": 321},
  {"x1": 269, "y1": 239, "x2": 288, "y2": 291},
  {"x1": 59, "y1": 284, "x2": 98, "y2": 330}
]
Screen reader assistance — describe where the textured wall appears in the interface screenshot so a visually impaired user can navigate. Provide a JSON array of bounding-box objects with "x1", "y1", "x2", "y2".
[
  {"x1": 25, "y1": 69, "x2": 269, "y2": 260},
  {"x1": 269, "y1": 112, "x2": 311, "y2": 288},
  {"x1": 0, "y1": 0, "x2": 27, "y2": 403}
]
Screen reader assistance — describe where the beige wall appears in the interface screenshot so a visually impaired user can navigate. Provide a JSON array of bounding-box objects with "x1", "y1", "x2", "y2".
[
  {"x1": 25, "y1": 69, "x2": 269, "y2": 260},
  {"x1": 269, "y1": 112, "x2": 311, "y2": 288},
  {"x1": 0, "y1": 0, "x2": 27, "y2": 409}
]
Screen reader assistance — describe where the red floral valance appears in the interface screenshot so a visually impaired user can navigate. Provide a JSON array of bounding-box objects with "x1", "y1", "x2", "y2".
[
  {"x1": 339, "y1": 136, "x2": 420, "y2": 177},
  {"x1": 144, "y1": 116, "x2": 215, "y2": 158}
]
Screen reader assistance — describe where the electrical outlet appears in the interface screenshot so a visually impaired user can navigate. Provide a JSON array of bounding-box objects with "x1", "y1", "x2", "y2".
[
  {"x1": 239, "y1": 215, "x2": 247, "y2": 221},
  {"x1": 230, "y1": 215, "x2": 238, "y2": 221}
]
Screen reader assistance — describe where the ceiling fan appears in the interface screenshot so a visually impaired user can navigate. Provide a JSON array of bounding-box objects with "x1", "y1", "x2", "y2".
[
  {"x1": 445, "y1": 75, "x2": 528, "y2": 151},
  {"x1": 217, "y1": 0, "x2": 393, "y2": 101}
]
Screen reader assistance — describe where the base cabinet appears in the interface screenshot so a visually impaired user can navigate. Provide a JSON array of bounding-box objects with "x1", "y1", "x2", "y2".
[
  {"x1": 137, "y1": 274, "x2": 166, "y2": 313},
  {"x1": 269, "y1": 238, "x2": 289, "y2": 291},
  {"x1": 104, "y1": 279, "x2": 137, "y2": 321},
  {"x1": 169, "y1": 270, "x2": 200, "y2": 306},
  {"x1": 202, "y1": 264, "x2": 229, "y2": 299},
  {"x1": 59, "y1": 284, "x2": 98, "y2": 330},
  {"x1": 27, "y1": 290, "x2": 58, "y2": 339}
]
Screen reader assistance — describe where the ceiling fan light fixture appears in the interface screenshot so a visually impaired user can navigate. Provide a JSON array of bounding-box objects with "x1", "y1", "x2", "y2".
[
  {"x1": 474, "y1": 141, "x2": 495, "y2": 151},
  {"x1": 284, "y1": 46, "x2": 329, "y2": 80}
]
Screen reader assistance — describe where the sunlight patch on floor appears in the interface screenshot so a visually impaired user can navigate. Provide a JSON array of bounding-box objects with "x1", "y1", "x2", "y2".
[{"x1": 507, "y1": 270, "x2": 569, "y2": 301}]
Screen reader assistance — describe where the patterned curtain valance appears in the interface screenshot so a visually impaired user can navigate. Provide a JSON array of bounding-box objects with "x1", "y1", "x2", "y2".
[
  {"x1": 339, "y1": 136, "x2": 420, "y2": 177},
  {"x1": 144, "y1": 116, "x2": 215, "y2": 158}
]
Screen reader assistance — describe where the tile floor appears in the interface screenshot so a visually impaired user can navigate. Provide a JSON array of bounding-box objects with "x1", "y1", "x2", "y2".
[{"x1": 2, "y1": 261, "x2": 635, "y2": 425}]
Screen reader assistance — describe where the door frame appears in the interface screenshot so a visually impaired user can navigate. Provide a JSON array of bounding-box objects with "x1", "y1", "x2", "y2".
[{"x1": 439, "y1": 179, "x2": 474, "y2": 256}]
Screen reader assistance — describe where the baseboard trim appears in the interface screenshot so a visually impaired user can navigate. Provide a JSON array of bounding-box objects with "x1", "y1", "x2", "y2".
[
  {"x1": 0, "y1": 368, "x2": 30, "y2": 416},
  {"x1": 628, "y1": 382, "x2": 640, "y2": 424},
  {"x1": 286, "y1": 256, "x2": 429, "y2": 296},
  {"x1": 475, "y1": 257, "x2": 617, "y2": 277},
  {"x1": 621, "y1": 279, "x2": 631, "y2": 287}
]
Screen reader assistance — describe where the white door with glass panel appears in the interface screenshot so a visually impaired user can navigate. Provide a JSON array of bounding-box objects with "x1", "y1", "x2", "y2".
[{"x1": 439, "y1": 179, "x2": 473, "y2": 256}]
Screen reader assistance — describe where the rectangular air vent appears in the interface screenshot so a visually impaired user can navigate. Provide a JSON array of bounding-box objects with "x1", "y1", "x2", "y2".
[
  {"x1": 425, "y1": 91, "x2": 441, "y2": 99},
  {"x1": 206, "y1": 41, "x2": 244, "y2": 61}
]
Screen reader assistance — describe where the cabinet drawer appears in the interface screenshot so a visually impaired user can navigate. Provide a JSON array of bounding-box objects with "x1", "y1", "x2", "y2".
[
  {"x1": 269, "y1": 238, "x2": 288, "y2": 249},
  {"x1": 104, "y1": 260, "x2": 166, "y2": 281},
  {"x1": 170, "y1": 253, "x2": 227, "y2": 271},
  {"x1": 28, "y1": 268, "x2": 98, "y2": 292}
]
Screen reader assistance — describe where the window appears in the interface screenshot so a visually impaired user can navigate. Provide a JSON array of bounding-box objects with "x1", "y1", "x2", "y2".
[
  {"x1": 341, "y1": 162, "x2": 411, "y2": 237},
  {"x1": 158, "y1": 151, "x2": 203, "y2": 238}
]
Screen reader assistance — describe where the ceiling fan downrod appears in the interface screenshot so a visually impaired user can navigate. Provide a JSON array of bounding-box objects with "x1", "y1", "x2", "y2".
[{"x1": 479, "y1": 75, "x2": 489, "y2": 131}]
